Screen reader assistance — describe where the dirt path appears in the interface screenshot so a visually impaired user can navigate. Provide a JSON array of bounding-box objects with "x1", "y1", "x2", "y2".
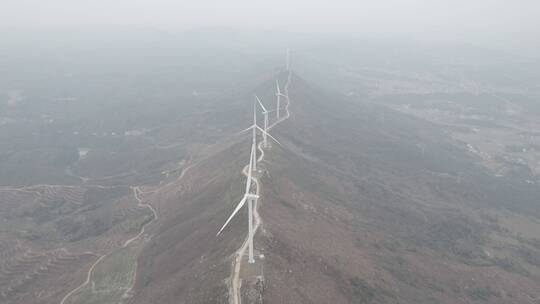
[
  {"x1": 59, "y1": 253, "x2": 108, "y2": 304},
  {"x1": 57, "y1": 152, "x2": 201, "y2": 304},
  {"x1": 59, "y1": 186, "x2": 157, "y2": 304},
  {"x1": 229, "y1": 71, "x2": 292, "y2": 304},
  {"x1": 123, "y1": 187, "x2": 158, "y2": 247}
]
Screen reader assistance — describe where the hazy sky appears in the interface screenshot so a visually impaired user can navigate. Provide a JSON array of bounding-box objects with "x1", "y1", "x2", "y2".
[{"x1": 3, "y1": 0, "x2": 540, "y2": 52}]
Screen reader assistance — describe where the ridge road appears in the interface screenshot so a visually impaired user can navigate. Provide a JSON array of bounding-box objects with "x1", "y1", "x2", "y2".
[
  {"x1": 59, "y1": 70, "x2": 292, "y2": 304},
  {"x1": 229, "y1": 71, "x2": 292, "y2": 304}
]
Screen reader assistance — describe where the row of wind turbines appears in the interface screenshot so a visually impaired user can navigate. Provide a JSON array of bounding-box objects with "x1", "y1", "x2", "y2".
[{"x1": 217, "y1": 79, "x2": 287, "y2": 264}]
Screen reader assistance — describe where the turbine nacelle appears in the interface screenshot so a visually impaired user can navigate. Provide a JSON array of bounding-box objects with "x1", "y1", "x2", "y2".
[{"x1": 245, "y1": 193, "x2": 259, "y2": 199}]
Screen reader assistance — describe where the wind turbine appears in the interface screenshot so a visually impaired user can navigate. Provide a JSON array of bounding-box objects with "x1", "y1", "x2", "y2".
[
  {"x1": 217, "y1": 131, "x2": 259, "y2": 264},
  {"x1": 240, "y1": 99, "x2": 281, "y2": 157},
  {"x1": 256, "y1": 95, "x2": 270, "y2": 148}
]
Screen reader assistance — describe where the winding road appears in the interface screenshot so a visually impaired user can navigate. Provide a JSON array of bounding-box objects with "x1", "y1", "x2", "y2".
[
  {"x1": 58, "y1": 156, "x2": 199, "y2": 304},
  {"x1": 229, "y1": 71, "x2": 292, "y2": 304},
  {"x1": 59, "y1": 186, "x2": 157, "y2": 304}
]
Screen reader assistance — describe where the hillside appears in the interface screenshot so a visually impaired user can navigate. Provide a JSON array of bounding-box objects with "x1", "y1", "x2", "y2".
[
  {"x1": 1, "y1": 68, "x2": 539, "y2": 304},
  {"x1": 120, "y1": 72, "x2": 540, "y2": 303},
  {"x1": 256, "y1": 74, "x2": 540, "y2": 303}
]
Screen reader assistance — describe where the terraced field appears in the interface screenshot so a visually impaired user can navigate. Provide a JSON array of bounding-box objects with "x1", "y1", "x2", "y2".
[
  {"x1": 0, "y1": 183, "x2": 154, "y2": 304},
  {"x1": 62, "y1": 240, "x2": 147, "y2": 304},
  {"x1": 0, "y1": 245, "x2": 96, "y2": 303}
]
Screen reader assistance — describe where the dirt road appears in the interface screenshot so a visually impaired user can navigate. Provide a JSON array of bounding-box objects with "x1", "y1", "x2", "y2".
[
  {"x1": 59, "y1": 186, "x2": 157, "y2": 304},
  {"x1": 229, "y1": 71, "x2": 292, "y2": 304}
]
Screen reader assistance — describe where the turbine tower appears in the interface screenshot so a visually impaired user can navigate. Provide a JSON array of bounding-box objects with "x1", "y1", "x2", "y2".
[
  {"x1": 275, "y1": 80, "x2": 287, "y2": 120},
  {"x1": 246, "y1": 146, "x2": 258, "y2": 263},
  {"x1": 217, "y1": 131, "x2": 259, "y2": 264},
  {"x1": 251, "y1": 101, "x2": 258, "y2": 171},
  {"x1": 256, "y1": 95, "x2": 269, "y2": 148}
]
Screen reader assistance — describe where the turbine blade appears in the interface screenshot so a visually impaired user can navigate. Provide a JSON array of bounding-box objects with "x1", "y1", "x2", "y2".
[
  {"x1": 256, "y1": 95, "x2": 267, "y2": 112},
  {"x1": 276, "y1": 80, "x2": 281, "y2": 94},
  {"x1": 237, "y1": 125, "x2": 255, "y2": 135},
  {"x1": 217, "y1": 196, "x2": 247, "y2": 236},
  {"x1": 246, "y1": 145, "x2": 254, "y2": 193},
  {"x1": 256, "y1": 126, "x2": 282, "y2": 146}
]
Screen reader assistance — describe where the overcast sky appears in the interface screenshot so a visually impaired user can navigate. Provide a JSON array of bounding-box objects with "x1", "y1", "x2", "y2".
[{"x1": 3, "y1": 0, "x2": 540, "y2": 52}]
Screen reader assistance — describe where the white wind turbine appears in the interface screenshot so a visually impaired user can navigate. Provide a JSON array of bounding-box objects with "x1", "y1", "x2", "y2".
[
  {"x1": 275, "y1": 80, "x2": 287, "y2": 120},
  {"x1": 256, "y1": 95, "x2": 270, "y2": 148},
  {"x1": 240, "y1": 100, "x2": 281, "y2": 163},
  {"x1": 217, "y1": 101, "x2": 281, "y2": 263},
  {"x1": 217, "y1": 130, "x2": 259, "y2": 264}
]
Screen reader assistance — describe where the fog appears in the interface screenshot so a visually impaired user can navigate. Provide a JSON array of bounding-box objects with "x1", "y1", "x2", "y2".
[
  {"x1": 2, "y1": 0, "x2": 540, "y2": 55},
  {"x1": 3, "y1": 1, "x2": 540, "y2": 304}
]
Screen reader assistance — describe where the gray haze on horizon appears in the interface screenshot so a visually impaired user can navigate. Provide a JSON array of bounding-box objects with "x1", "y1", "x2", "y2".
[{"x1": 2, "y1": 0, "x2": 540, "y2": 55}]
